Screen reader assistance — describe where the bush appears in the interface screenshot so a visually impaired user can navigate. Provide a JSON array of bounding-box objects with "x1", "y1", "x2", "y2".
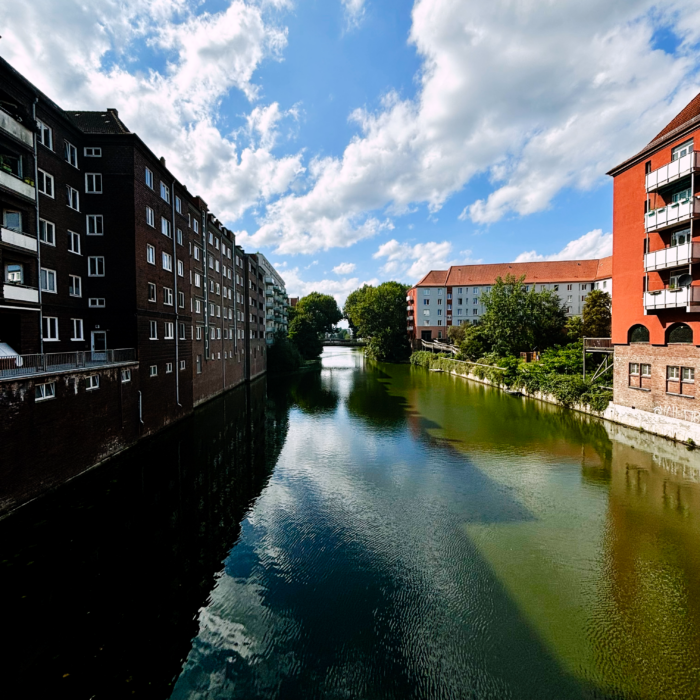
[{"x1": 267, "y1": 331, "x2": 304, "y2": 374}]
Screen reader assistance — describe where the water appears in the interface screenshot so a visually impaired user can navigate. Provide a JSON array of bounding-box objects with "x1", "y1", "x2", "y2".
[{"x1": 2, "y1": 347, "x2": 700, "y2": 699}]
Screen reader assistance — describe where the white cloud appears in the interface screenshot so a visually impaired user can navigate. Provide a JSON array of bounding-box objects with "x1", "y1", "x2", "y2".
[
  {"x1": 514, "y1": 229, "x2": 612, "y2": 262},
  {"x1": 373, "y1": 239, "x2": 480, "y2": 282},
  {"x1": 240, "y1": 0, "x2": 700, "y2": 253},
  {"x1": 342, "y1": 0, "x2": 366, "y2": 28},
  {"x1": 333, "y1": 262, "x2": 357, "y2": 275},
  {"x1": 282, "y1": 267, "x2": 379, "y2": 308},
  {"x1": 0, "y1": 0, "x2": 303, "y2": 222}
]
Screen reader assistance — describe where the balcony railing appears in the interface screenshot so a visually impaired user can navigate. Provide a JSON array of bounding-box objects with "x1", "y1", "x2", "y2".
[
  {"x1": 0, "y1": 168, "x2": 36, "y2": 201},
  {"x1": 2, "y1": 283, "x2": 39, "y2": 303},
  {"x1": 644, "y1": 241, "x2": 700, "y2": 271},
  {"x1": 644, "y1": 285, "x2": 700, "y2": 311},
  {"x1": 645, "y1": 198, "x2": 700, "y2": 232},
  {"x1": 0, "y1": 348, "x2": 137, "y2": 380},
  {"x1": 1, "y1": 226, "x2": 37, "y2": 253},
  {"x1": 646, "y1": 151, "x2": 700, "y2": 192},
  {"x1": 583, "y1": 337, "x2": 613, "y2": 351},
  {"x1": 0, "y1": 109, "x2": 34, "y2": 148}
]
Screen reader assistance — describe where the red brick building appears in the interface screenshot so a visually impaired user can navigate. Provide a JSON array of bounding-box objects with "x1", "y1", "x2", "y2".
[
  {"x1": 407, "y1": 258, "x2": 612, "y2": 342},
  {"x1": 609, "y1": 93, "x2": 700, "y2": 414}
]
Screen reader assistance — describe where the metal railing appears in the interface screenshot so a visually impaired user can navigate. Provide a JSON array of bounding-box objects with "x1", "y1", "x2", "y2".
[
  {"x1": 0, "y1": 348, "x2": 137, "y2": 380},
  {"x1": 583, "y1": 338, "x2": 613, "y2": 350},
  {"x1": 421, "y1": 339, "x2": 459, "y2": 356}
]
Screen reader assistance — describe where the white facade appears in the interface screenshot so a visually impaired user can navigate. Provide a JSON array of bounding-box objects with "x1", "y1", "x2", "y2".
[{"x1": 256, "y1": 253, "x2": 289, "y2": 344}]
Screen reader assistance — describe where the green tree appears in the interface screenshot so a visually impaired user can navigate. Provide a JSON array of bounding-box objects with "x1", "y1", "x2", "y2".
[
  {"x1": 288, "y1": 312, "x2": 323, "y2": 360},
  {"x1": 343, "y1": 281, "x2": 411, "y2": 362},
  {"x1": 582, "y1": 290, "x2": 611, "y2": 338},
  {"x1": 566, "y1": 315, "x2": 584, "y2": 341},
  {"x1": 458, "y1": 324, "x2": 488, "y2": 361},
  {"x1": 480, "y1": 274, "x2": 567, "y2": 356},
  {"x1": 267, "y1": 330, "x2": 303, "y2": 374},
  {"x1": 447, "y1": 323, "x2": 467, "y2": 344},
  {"x1": 295, "y1": 292, "x2": 342, "y2": 335}
]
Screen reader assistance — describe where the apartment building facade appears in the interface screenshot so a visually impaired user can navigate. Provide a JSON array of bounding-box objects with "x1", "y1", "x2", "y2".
[
  {"x1": 407, "y1": 258, "x2": 612, "y2": 341},
  {"x1": 609, "y1": 93, "x2": 700, "y2": 414},
  {"x1": 254, "y1": 252, "x2": 289, "y2": 344}
]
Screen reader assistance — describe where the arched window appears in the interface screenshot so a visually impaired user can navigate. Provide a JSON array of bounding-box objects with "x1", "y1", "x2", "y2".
[
  {"x1": 667, "y1": 323, "x2": 693, "y2": 344},
  {"x1": 628, "y1": 324, "x2": 650, "y2": 344}
]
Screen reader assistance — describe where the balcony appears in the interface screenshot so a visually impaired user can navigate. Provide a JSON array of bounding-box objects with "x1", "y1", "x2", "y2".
[
  {"x1": 644, "y1": 241, "x2": 700, "y2": 271},
  {"x1": 0, "y1": 348, "x2": 137, "y2": 381},
  {"x1": 0, "y1": 109, "x2": 34, "y2": 148},
  {"x1": 1, "y1": 227, "x2": 37, "y2": 253},
  {"x1": 0, "y1": 168, "x2": 35, "y2": 201},
  {"x1": 646, "y1": 151, "x2": 700, "y2": 192},
  {"x1": 644, "y1": 285, "x2": 700, "y2": 311},
  {"x1": 645, "y1": 198, "x2": 700, "y2": 232},
  {"x1": 2, "y1": 283, "x2": 39, "y2": 304}
]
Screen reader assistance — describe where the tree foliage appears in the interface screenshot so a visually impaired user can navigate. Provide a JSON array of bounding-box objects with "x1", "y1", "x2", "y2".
[
  {"x1": 267, "y1": 330, "x2": 304, "y2": 374},
  {"x1": 565, "y1": 315, "x2": 584, "y2": 341},
  {"x1": 344, "y1": 281, "x2": 411, "y2": 362},
  {"x1": 457, "y1": 324, "x2": 489, "y2": 361},
  {"x1": 294, "y1": 292, "x2": 343, "y2": 335},
  {"x1": 288, "y1": 312, "x2": 323, "y2": 360},
  {"x1": 582, "y1": 290, "x2": 611, "y2": 338},
  {"x1": 480, "y1": 274, "x2": 567, "y2": 356}
]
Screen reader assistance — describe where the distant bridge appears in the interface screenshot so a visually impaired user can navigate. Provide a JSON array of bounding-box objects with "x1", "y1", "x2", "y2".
[{"x1": 323, "y1": 339, "x2": 367, "y2": 347}]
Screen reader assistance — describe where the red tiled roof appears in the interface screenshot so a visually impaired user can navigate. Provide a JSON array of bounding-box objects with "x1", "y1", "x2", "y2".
[
  {"x1": 413, "y1": 257, "x2": 612, "y2": 288},
  {"x1": 650, "y1": 93, "x2": 700, "y2": 143}
]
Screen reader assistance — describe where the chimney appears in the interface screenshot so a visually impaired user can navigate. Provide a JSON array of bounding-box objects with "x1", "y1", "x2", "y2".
[
  {"x1": 160, "y1": 156, "x2": 166, "y2": 167},
  {"x1": 107, "y1": 108, "x2": 118, "y2": 117}
]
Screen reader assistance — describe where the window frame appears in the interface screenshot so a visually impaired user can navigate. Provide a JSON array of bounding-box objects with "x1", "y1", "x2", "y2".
[
  {"x1": 64, "y1": 140, "x2": 78, "y2": 168},
  {"x1": 146, "y1": 206, "x2": 155, "y2": 227},
  {"x1": 149, "y1": 320, "x2": 158, "y2": 340},
  {"x1": 88, "y1": 298, "x2": 106, "y2": 308},
  {"x1": 37, "y1": 169, "x2": 54, "y2": 198},
  {"x1": 84, "y1": 147, "x2": 102, "y2": 158},
  {"x1": 40, "y1": 267, "x2": 57, "y2": 293},
  {"x1": 39, "y1": 218, "x2": 56, "y2": 246},
  {"x1": 147, "y1": 282, "x2": 157, "y2": 302},
  {"x1": 42, "y1": 316, "x2": 59, "y2": 341},
  {"x1": 147, "y1": 244, "x2": 156, "y2": 265},
  {"x1": 145, "y1": 167, "x2": 154, "y2": 189},
  {"x1": 71, "y1": 318, "x2": 84, "y2": 341},
  {"x1": 85, "y1": 172, "x2": 102, "y2": 194},
  {"x1": 88, "y1": 256, "x2": 105, "y2": 277},
  {"x1": 66, "y1": 185, "x2": 80, "y2": 211},
  {"x1": 35, "y1": 381, "x2": 56, "y2": 401},
  {"x1": 37, "y1": 120, "x2": 53, "y2": 150},
  {"x1": 121, "y1": 368, "x2": 131, "y2": 383},
  {"x1": 68, "y1": 230, "x2": 81, "y2": 255},
  {"x1": 69, "y1": 274, "x2": 82, "y2": 298}
]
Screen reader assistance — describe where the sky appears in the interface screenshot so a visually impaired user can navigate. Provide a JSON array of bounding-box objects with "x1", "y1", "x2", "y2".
[{"x1": 1, "y1": 0, "x2": 700, "y2": 306}]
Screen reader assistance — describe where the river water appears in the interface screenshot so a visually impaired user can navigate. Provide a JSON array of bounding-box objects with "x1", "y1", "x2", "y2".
[{"x1": 2, "y1": 347, "x2": 700, "y2": 699}]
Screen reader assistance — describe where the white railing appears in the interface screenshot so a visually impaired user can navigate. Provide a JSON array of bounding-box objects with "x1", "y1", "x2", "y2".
[
  {"x1": 645, "y1": 198, "x2": 700, "y2": 232},
  {"x1": 2, "y1": 283, "x2": 39, "y2": 303},
  {"x1": 644, "y1": 241, "x2": 700, "y2": 271},
  {"x1": 0, "y1": 348, "x2": 137, "y2": 380},
  {"x1": 0, "y1": 109, "x2": 34, "y2": 147},
  {"x1": 644, "y1": 286, "x2": 700, "y2": 310},
  {"x1": 646, "y1": 151, "x2": 700, "y2": 192},
  {"x1": 1, "y1": 226, "x2": 37, "y2": 253},
  {"x1": 0, "y1": 169, "x2": 35, "y2": 201}
]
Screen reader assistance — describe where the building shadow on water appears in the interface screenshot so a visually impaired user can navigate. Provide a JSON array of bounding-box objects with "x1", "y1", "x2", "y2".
[{"x1": 0, "y1": 378, "x2": 287, "y2": 699}]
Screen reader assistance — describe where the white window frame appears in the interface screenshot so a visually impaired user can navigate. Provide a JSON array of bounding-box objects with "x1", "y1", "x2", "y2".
[
  {"x1": 177, "y1": 259, "x2": 184, "y2": 277},
  {"x1": 69, "y1": 274, "x2": 82, "y2": 297},
  {"x1": 38, "y1": 169, "x2": 54, "y2": 198},
  {"x1": 68, "y1": 230, "x2": 81, "y2": 255},
  {"x1": 148, "y1": 282, "x2": 156, "y2": 302},
  {"x1": 66, "y1": 185, "x2": 79, "y2": 211},
  {"x1": 160, "y1": 182, "x2": 171, "y2": 203},
  {"x1": 71, "y1": 318, "x2": 84, "y2": 340},
  {"x1": 194, "y1": 246, "x2": 200, "y2": 261},
  {"x1": 39, "y1": 218, "x2": 55, "y2": 246},
  {"x1": 149, "y1": 320, "x2": 158, "y2": 340},
  {"x1": 42, "y1": 316, "x2": 59, "y2": 341},
  {"x1": 35, "y1": 382, "x2": 56, "y2": 401},
  {"x1": 64, "y1": 140, "x2": 78, "y2": 168},
  {"x1": 145, "y1": 167, "x2": 154, "y2": 189},
  {"x1": 146, "y1": 206, "x2": 155, "y2": 227},
  {"x1": 166, "y1": 362, "x2": 173, "y2": 373},
  {"x1": 178, "y1": 291, "x2": 185, "y2": 308},
  {"x1": 86, "y1": 214, "x2": 104, "y2": 235},
  {"x1": 147, "y1": 244, "x2": 156, "y2": 265},
  {"x1": 88, "y1": 298, "x2": 106, "y2": 308},
  {"x1": 149, "y1": 365, "x2": 158, "y2": 377},
  {"x1": 162, "y1": 252, "x2": 172, "y2": 271},
  {"x1": 161, "y1": 216, "x2": 171, "y2": 238},
  {"x1": 85, "y1": 173, "x2": 102, "y2": 193},
  {"x1": 175, "y1": 196, "x2": 182, "y2": 214},
  {"x1": 88, "y1": 256, "x2": 105, "y2": 277},
  {"x1": 86, "y1": 375, "x2": 100, "y2": 391},
  {"x1": 164, "y1": 287, "x2": 173, "y2": 306},
  {"x1": 164, "y1": 322, "x2": 174, "y2": 339},
  {"x1": 180, "y1": 359, "x2": 185, "y2": 370},
  {"x1": 84, "y1": 147, "x2": 102, "y2": 157},
  {"x1": 37, "y1": 120, "x2": 53, "y2": 150},
  {"x1": 121, "y1": 368, "x2": 131, "y2": 383},
  {"x1": 40, "y1": 267, "x2": 57, "y2": 293}
]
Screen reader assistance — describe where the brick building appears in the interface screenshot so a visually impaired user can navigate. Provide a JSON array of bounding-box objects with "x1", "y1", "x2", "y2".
[
  {"x1": 0, "y1": 56, "x2": 282, "y2": 514},
  {"x1": 608, "y1": 93, "x2": 700, "y2": 414},
  {"x1": 407, "y1": 258, "x2": 612, "y2": 342}
]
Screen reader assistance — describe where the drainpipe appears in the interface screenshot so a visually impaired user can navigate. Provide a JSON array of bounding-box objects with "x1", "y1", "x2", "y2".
[
  {"x1": 171, "y1": 179, "x2": 181, "y2": 407},
  {"x1": 138, "y1": 390, "x2": 144, "y2": 424},
  {"x1": 32, "y1": 97, "x2": 43, "y2": 354}
]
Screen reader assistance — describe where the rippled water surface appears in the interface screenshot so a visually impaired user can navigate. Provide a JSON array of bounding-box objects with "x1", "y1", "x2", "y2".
[{"x1": 2, "y1": 348, "x2": 700, "y2": 699}]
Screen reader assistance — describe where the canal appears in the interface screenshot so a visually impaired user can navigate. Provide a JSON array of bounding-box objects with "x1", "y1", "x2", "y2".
[{"x1": 2, "y1": 347, "x2": 700, "y2": 699}]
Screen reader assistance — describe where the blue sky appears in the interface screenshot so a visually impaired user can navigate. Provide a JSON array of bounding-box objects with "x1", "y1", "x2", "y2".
[{"x1": 2, "y1": 0, "x2": 700, "y2": 303}]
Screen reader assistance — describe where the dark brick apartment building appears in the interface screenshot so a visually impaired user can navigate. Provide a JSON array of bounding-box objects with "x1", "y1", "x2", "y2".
[{"x1": 0, "y1": 56, "x2": 275, "y2": 513}]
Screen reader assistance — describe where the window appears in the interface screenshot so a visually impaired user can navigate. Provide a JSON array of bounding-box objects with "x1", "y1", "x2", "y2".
[
  {"x1": 145, "y1": 168, "x2": 154, "y2": 189},
  {"x1": 66, "y1": 185, "x2": 79, "y2": 210},
  {"x1": 42, "y1": 316, "x2": 59, "y2": 340},
  {"x1": 68, "y1": 230, "x2": 81, "y2": 254},
  {"x1": 161, "y1": 217, "x2": 171, "y2": 237},
  {"x1": 196, "y1": 355, "x2": 202, "y2": 374},
  {"x1": 177, "y1": 259, "x2": 184, "y2": 277},
  {"x1": 149, "y1": 320, "x2": 158, "y2": 339},
  {"x1": 473, "y1": 309, "x2": 478, "y2": 316},
  {"x1": 194, "y1": 272, "x2": 201, "y2": 288},
  {"x1": 193, "y1": 219, "x2": 199, "y2": 234},
  {"x1": 146, "y1": 207, "x2": 155, "y2": 227},
  {"x1": 164, "y1": 287, "x2": 173, "y2": 305},
  {"x1": 85, "y1": 173, "x2": 102, "y2": 193},
  {"x1": 69, "y1": 275, "x2": 82, "y2": 297},
  {"x1": 38, "y1": 169, "x2": 54, "y2": 197},
  {"x1": 668, "y1": 323, "x2": 693, "y2": 344},
  {"x1": 121, "y1": 368, "x2": 131, "y2": 383},
  {"x1": 84, "y1": 147, "x2": 101, "y2": 157},
  {"x1": 160, "y1": 182, "x2": 171, "y2": 203},
  {"x1": 566, "y1": 284, "x2": 572, "y2": 291},
  {"x1": 208, "y1": 232, "x2": 213, "y2": 245},
  {"x1": 162, "y1": 252, "x2": 172, "y2": 271},
  {"x1": 166, "y1": 362, "x2": 173, "y2": 373},
  {"x1": 437, "y1": 309, "x2": 442, "y2": 316},
  {"x1": 437, "y1": 298, "x2": 442, "y2": 305},
  {"x1": 148, "y1": 283, "x2": 156, "y2": 302},
  {"x1": 64, "y1": 141, "x2": 78, "y2": 167},
  {"x1": 40, "y1": 267, "x2": 57, "y2": 293},
  {"x1": 629, "y1": 363, "x2": 639, "y2": 376},
  {"x1": 180, "y1": 360, "x2": 185, "y2": 370},
  {"x1": 215, "y1": 260, "x2": 220, "y2": 273},
  {"x1": 37, "y1": 120, "x2": 53, "y2": 149},
  {"x1": 641, "y1": 364, "x2": 651, "y2": 377},
  {"x1": 164, "y1": 322, "x2": 174, "y2": 339},
  {"x1": 175, "y1": 196, "x2": 182, "y2": 213},
  {"x1": 210, "y1": 280, "x2": 215, "y2": 293},
  {"x1": 457, "y1": 298, "x2": 462, "y2": 305},
  {"x1": 194, "y1": 246, "x2": 200, "y2": 261},
  {"x1": 88, "y1": 256, "x2": 105, "y2": 276},
  {"x1": 553, "y1": 284, "x2": 559, "y2": 292},
  {"x1": 150, "y1": 365, "x2": 158, "y2": 377},
  {"x1": 196, "y1": 326, "x2": 202, "y2": 340},
  {"x1": 35, "y1": 382, "x2": 55, "y2": 401},
  {"x1": 671, "y1": 228, "x2": 690, "y2": 248},
  {"x1": 39, "y1": 219, "x2": 55, "y2": 245},
  {"x1": 89, "y1": 298, "x2": 105, "y2": 308},
  {"x1": 437, "y1": 289, "x2": 443, "y2": 295},
  {"x1": 683, "y1": 367, "x2": 695, "y2": 383},
  {"x1": 87, "y1": 214, "x2": 103, "y2": 235},
  {"x1": 177, "y1": 228, "x2": 183, "y2": 245},
  {"x1": 195, "y1": 299, "x2": 201, "y2": 313},
  {"x1": 473, "y1": 297, "x2": 478, "y2": 304},
  {"x1": 147, "y1": 244, "x2": 155, "y2": 264},
  {"x1": 667, "y1": 366, "x2": 680, "y2": 380},
  {"x1": 567, "y1": 295, "x2": 573, "y2": 303},
  {"x1": 71, "y1": 318, "x2": 84, "y2": 340},
  {"x1": 178, "y1": 291, "x2": 184, "y2": 308},
  {"x1": 179, "y1": 322, "x2": 186, "y2": 340},
  {"x1": 672, "y1": 139, "x2": 693, "y2": 161}
]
